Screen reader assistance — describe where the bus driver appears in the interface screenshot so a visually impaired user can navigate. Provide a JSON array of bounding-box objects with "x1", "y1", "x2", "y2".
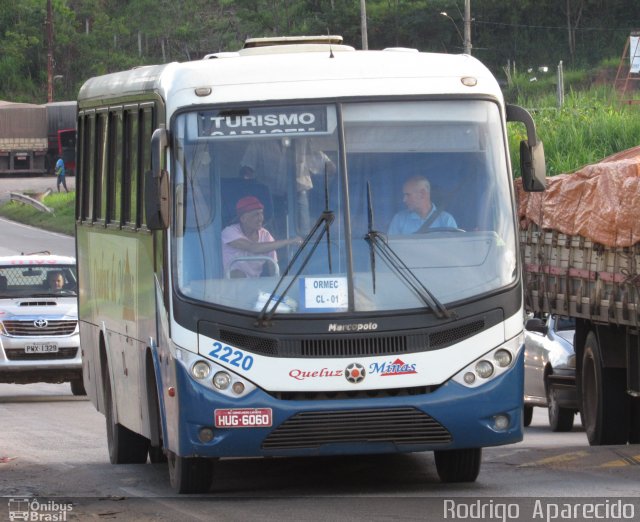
[
  {"x1": 221, "y1": 196, "x2": 301, "y2": 278},
  {"x1": 387, "y1": 175, "x2": 457, "y2": 234}
]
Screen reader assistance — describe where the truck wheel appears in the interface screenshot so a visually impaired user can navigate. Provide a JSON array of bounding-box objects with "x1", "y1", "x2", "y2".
[
  {"x1": 581, "y1": 332, "x2": 628, "y2": 445},
  {"x1": 523, "y1": 405, "x2": 533, "y2": 427},
  {"x1": 629, "y1": 397, "x2": 640, "y2": 444},
  {"x1": 168, "y1": 451, "x2": 213, "y2": 494},
  {"x1": 434, "y1": 448, "x2": 481, "y2": 483},
  {"x1": 70, "y1": 378, "x2": 86, "y2": 396},
  {"x1": 547, "y1": 386, "x2": 574, "y2": 432},
  {"x1": 103, "y1": 361, "x2": 149, "y2": 464}
]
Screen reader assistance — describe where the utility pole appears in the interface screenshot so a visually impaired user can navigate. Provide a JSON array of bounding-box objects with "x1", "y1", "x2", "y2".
[
  {"x1": 360, "y1": 0, "x2": 368, "y2": 50},
  {"x1": 463, "y1": 0, "x2": 472, "y2": 55},
  {"x1": 46, "y1": 0, "x2": 54, "y2": 102}
]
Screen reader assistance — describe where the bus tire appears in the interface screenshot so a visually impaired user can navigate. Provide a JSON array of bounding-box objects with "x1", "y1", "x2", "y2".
[
  {"x1": 547, "y1": 386, "x2": 574, "y2": 432},
  {"x1": 149, "y1": 445, "x2": 167, "y2": 464},
  {"x1": 581, "y1": 331, "x2": 628, "y2": 445},
  {"x1": 434, "y1": 448, "x2": 481, "y2": 483},
  {"x1": 523, "y1": 405, "x2": 533, "y2": 427},
  {"x1": 70, "y1": 378, "x2": 86, "y2": 396},
  {"x1": 103, "y1": 360, "x2": 149, "y2": 464},
  {"x1": 168, "y1": 452, "x2": 213, "y2": 494}
]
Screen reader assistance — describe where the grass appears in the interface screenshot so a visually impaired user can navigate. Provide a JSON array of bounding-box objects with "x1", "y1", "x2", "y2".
[
  {"x1": 508, "y1": 86, "x2": 640, "y2": 178},
  {"x1": 0, "y1": 191, "x2": 76, "y2": 236}
]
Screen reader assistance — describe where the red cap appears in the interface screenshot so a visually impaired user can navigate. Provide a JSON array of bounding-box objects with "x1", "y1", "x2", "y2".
[{"x1": 236, "y1": 196, "x2": 264, "y2": 216}]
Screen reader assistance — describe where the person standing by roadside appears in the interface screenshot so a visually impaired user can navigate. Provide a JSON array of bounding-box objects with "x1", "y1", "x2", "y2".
[{"x1": 55, "y1": 157, "x2": 68, "y2": 193}]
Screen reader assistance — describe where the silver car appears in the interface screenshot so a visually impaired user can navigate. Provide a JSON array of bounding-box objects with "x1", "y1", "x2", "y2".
[
  {"x1": 0, "y1": 253, "x2": 84, "y2": 395},
  {"x1": 524, "y1": 314, "x2": 578, "y2": 431}
]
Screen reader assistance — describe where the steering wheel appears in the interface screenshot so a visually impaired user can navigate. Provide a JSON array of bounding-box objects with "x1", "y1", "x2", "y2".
[{"x1": 417, "y1": 227, "x2": 466, "y2": 234}]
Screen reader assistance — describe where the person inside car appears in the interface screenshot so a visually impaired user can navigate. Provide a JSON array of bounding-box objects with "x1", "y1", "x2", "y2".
[{"x1": 46, "y1": 271, "x2": 66, "y2": 291}]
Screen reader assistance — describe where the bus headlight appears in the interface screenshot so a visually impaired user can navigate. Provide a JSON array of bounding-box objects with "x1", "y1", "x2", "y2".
[
  {"x1": 191, "y1": 361, "x2": 211, "y2": 380},
  {"x1": 174, "y1": 345, "x2": 256, "y2": 398},
  {"x1": 213, "y1": 371, "x2": 231, "y2": 390},
  {"x1": 494, "y1": 349, "x2": 513, "y2": 368},
  {"x1": 452, "y1": 333, "x2": 522, "y2": 388},
  {"x1": 475, "y1": 360, "x2": 494, "y2": 379}
]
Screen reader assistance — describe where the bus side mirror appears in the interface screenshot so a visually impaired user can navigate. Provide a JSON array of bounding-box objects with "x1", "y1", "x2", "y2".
[
  {"x1": 519, "y1": 139, "x2": 546, "y2": 192},
  {"x1": 506, "y1": 104, "x2": 546, "y2": 192},
  {"x1": 145, "y1": 127, "x2": 169, "y2": 230}
]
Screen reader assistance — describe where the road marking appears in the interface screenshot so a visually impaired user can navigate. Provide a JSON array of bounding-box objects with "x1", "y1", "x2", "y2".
[
  {"x1": 518, "y1": 450, "x2": 589, "y2": 467},
  {"x1": 601, "y1": 453, "x2": 640, "y2": 467}
]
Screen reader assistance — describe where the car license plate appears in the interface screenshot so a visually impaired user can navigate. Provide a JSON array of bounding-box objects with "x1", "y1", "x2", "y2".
[
  {"x1": 25, "y1": 343, "x2": 59, "y2": 353},
  {"x1": 214, "y1": 408, "x2": 272, "y2": 428}
]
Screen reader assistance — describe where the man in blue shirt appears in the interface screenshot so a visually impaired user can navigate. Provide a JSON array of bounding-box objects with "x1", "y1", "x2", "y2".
[
  {"x1": 387, "y1": 175, "x2": 457, "y2": 234},
  {"x1": 55, "y1": 157, "x2": 68, "y2": 193}
]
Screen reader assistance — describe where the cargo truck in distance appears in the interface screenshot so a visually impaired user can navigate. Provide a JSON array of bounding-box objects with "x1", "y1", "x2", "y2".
[
  {"x1": 0, "y1": 100, "x2": 77, "y2": 177},
  {"x1": 0, "y1": 102, "x2": 48, "y2": 175},
  {"x1": 519, "y1": 146, "x2": 640, "y2": 445}
]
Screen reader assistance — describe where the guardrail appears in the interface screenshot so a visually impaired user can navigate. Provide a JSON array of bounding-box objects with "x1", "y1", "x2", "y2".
[{"x1": 9, "y1": 191, "x2": 53, "y2": 213}]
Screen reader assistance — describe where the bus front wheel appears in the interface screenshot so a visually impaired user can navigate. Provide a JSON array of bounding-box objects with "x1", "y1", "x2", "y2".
[
  {"x1": 168, "y1": 452, "x2": 213, "y2": 494},
  {"x1": 434, "y1": 448, "x2": 481, "y2": 483}
]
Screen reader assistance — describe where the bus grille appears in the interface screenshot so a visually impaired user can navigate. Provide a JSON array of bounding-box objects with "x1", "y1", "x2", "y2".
[
  {"x1": 429, "y1": 320, "x2": 485, "y2": 348},
  {"x1": 262, "y1": 407, "x2": 451, "y2": 450},
  {"x1": 5, "y1": 347, "x2": 79, "y2": 361},
  {"x1": 2, "y1": 320, "x2": 77, "y2": 336},
  {"x1": 270, "y1": 385, "x2": 433, "y2": 401},
  {"x1": 212, "y1": 310, "x2": 498, "y2": 359},
  {"x1": 298, "y1": 335, "x2": 409, "y2": 357}
]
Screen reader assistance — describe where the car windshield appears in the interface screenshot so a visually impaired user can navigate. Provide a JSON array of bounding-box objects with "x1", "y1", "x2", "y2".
[
  {"x1": 173, "y1": 100, "x2": 517, "y2": 315},
  {"x1": 555, "y1": 316, "x2": 576, "y2": 331},
  {"x1": 0, "y1": 265, "x2": 78, "y2": 297}
]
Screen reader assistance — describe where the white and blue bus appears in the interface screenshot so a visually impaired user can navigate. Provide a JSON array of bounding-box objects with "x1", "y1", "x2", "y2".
[{"x1": 75, "y1": 36, "x2": 545, "y2": 493}]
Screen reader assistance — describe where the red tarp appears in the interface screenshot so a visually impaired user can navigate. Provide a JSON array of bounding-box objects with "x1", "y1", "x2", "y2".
[{"x1": 516, "y1": 145, "x2": 640, "y2": 247}]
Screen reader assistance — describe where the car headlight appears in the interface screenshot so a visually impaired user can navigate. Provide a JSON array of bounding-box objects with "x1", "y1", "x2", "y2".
[{"x1": 452, "y1": 333, "x2": 522, "y2": 388}]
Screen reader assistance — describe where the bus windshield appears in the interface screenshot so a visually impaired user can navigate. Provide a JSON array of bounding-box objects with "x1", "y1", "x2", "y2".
[{"x1": 173, "y1": 100, "x2": 516, "y2": 315}]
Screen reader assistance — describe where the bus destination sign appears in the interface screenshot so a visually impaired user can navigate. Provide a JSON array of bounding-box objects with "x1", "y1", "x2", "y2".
[{"x1": 199, "y1": 106, "x2": 327, "y2": 137}]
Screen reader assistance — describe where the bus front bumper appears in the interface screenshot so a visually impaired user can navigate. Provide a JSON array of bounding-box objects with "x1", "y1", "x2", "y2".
[{"x1": 169, "y1": 350, "x2": 524, "y2": 458}]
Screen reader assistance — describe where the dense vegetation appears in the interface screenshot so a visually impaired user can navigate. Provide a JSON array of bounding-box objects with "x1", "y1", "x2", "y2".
[
  {"x1": 1, "y1": 1, "x2": 640, "y2": 104},
  {"x1": 1, "y1": 1, "x2": 640, "y2": 187},
  {"x1": 509, "y1": 87, "x2": 640, "y2": 177}
]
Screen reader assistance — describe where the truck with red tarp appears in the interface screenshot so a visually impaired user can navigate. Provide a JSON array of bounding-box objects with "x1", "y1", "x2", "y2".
[{"x1": 518, "y1": 146, "x2": 640, "y2": 445}]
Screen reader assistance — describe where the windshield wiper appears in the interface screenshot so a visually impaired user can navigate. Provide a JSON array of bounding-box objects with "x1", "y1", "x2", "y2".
[
  {"x1": 364, "y1": 182, "x2": 453, "y2": 320},
  {"x1": 256, "y1": 165, "x2": 335, "y2": 327}
]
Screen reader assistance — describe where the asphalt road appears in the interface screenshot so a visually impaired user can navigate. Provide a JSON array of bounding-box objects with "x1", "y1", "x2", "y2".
[{"x1": 2, "y1": 383, "x2": 640, "y2": 522}]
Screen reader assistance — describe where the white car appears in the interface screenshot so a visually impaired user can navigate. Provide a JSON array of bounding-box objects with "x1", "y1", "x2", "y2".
[
  {"x1": 0, "y1": 253, "x2": 84, "y2": 395},
  {"x1": 524, "y1": 314, "x2": 577, "y2": 431}
]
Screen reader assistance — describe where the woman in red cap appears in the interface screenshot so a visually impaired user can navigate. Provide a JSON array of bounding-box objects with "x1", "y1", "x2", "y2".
[{"x1": 222, "y1": 196, "x2": 301, "y2": 278}]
